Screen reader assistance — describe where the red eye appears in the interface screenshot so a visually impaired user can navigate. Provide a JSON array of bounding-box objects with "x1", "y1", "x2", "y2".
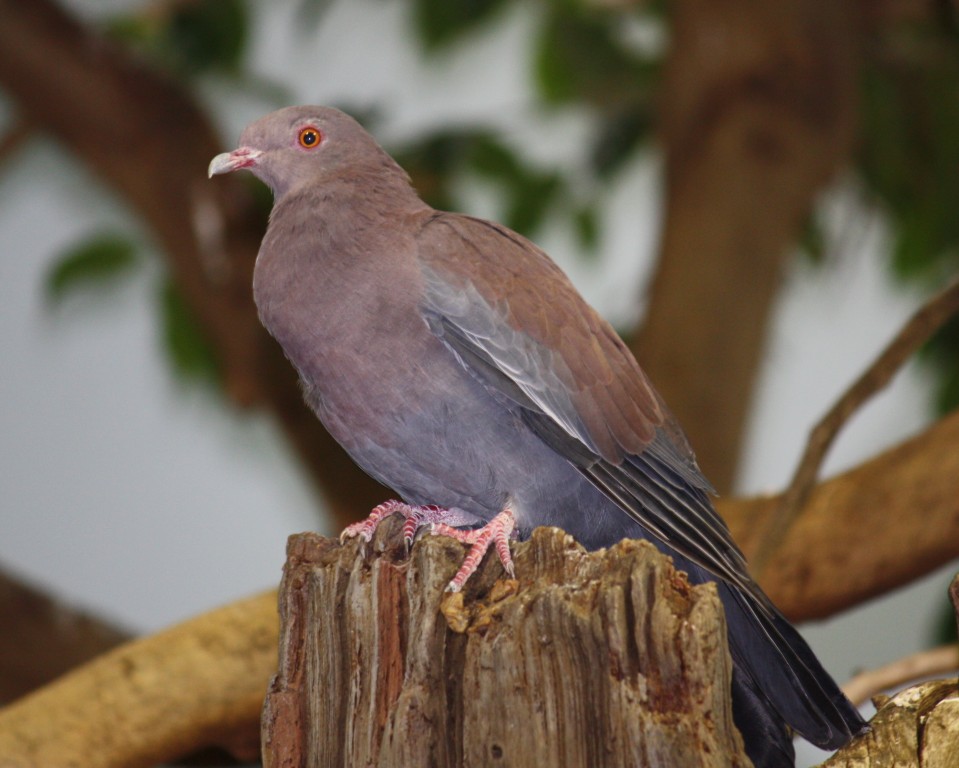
[{"x1": 298, "y1": 127, "x2": 321, "y2": 149}]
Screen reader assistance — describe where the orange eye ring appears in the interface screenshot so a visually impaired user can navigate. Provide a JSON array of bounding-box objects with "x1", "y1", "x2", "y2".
[{"x1": 298, "y1": 127, "x2": 321, "y2": 149}]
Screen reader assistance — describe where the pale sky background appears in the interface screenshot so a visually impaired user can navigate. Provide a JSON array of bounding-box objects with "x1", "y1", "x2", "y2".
[{"x1": 1, "y1": 2, "x2": 955, "y2": 765}]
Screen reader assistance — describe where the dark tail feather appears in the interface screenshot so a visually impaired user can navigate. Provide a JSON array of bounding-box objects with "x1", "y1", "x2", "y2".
[
  {"x1": 717, "y1": 578, "x2": 868, "y2": 750},
  {"x1": 731, "y1": 668, "x2": 795, "y2": 768}
]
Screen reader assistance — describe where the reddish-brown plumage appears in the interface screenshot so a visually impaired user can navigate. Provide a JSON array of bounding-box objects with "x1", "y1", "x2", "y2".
[{"x1": 209, "y1": 106, "x2": 867, "y2": 768}]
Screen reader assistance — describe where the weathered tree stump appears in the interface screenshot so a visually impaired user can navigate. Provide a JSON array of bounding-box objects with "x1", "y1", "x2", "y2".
[
  {"x1": 821, "y1": 680, "x2": 959, "y2": 768},
  {"x1": 262, "y1": 519, "x2": 751, "y2": 767}
]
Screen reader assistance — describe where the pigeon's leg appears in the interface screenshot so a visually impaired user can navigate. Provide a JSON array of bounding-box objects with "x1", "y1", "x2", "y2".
[
  {"x1": 341, "y1": 500, "x2": 516, "y2": 592},
  {"x1": 340, "y1": 499, "x2": 477, "y2": 547},
  {"x1": 431, "y1": 507, "x2": 516, "y2": 593}
]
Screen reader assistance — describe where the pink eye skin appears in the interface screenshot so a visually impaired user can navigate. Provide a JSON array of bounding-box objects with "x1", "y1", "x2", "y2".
[{"x1": 297, "y1": 126, "x2": 322, "y2": 149}]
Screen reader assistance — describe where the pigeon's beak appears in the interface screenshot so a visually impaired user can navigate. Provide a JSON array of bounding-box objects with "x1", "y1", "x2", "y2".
[{"x1": 208, "y1": 147, "x2": 262, "y2": 178}]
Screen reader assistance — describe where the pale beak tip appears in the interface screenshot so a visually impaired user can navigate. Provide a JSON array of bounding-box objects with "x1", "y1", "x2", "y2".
[{"x1": 208, "y1": 152, "x2": 235, "y2": 179}]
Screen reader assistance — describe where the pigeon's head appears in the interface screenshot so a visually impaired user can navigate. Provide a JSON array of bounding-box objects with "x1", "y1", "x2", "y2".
[{"x1": 208, "y1": 106, "x2": 398, "y2": 198}]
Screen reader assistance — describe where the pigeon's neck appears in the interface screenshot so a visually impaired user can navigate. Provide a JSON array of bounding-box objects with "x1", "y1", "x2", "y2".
[
  {"x1": 253, "y1": 173, "x2": 429, "y2": 387},
  {"x1": 269, "y1": 169, "x2": 427, "y2": 248}
]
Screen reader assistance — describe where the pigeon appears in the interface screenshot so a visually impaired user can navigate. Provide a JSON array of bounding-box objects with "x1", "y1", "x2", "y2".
[{"x1": 209, "y1": 105, "x2": 868, "y2": 767}]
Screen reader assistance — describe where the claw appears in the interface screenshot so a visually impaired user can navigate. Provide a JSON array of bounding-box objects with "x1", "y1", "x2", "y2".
[
  {"x1": 340, "y1": 499, "x2": 407, "y2": 543},
  {"x1": 433, "y1": 507, "x2": 516, "y2": 592},
  {"x1": 340, "y1": 501, "x2": 517, "y2": 593}
]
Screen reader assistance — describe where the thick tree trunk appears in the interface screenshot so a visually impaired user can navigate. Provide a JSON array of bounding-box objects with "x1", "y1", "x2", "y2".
[
  {"x1": 262, "y1": 523, "x2": 751, "y2": 767},
  {"x1": 640, "y1": 0, "x2": 859, "y2": 490}
]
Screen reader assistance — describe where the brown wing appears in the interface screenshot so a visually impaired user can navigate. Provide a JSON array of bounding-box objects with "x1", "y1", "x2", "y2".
[
  {"x1": 416, "y1": 211, "x2": 671, "y2": 464},
  {"x1": 415, "y1": 211, "x2": 760, "y2": 593}
]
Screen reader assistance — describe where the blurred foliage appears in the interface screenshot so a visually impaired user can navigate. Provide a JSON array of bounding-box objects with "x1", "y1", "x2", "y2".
[
  {"x1": 534, "y1": 3, "x2": 659, "y2": 110},
  {"x1": 394, "y1": 0, "x2": 662, "y2": 248},
  {"x1": 44, "y1": 231, "x2": 218, "y2": 387},
  {"x1": 857, "y1": 15, "x2": 959, "y2": 412},
  {"x1": 44, "y1": 0, "x2": 959, "y2": 409},
  {"x1": 158, "y1": 278, "x2": 220, "y2": 385},
  {"x1": 45, "y1": 233, "x2": 140, "y2": 303},
  {"x1": 393, "y1": 128, "x2": 565, "y2": 236},
  {"x1": 412, "y1": 0, "x2": 508, "y2": 50},
  {"x1": 930, "y1": 576, "x2": 958, "y2": 646},
  {"x1": 106, "y1": 0, "x2": 247, "y2": 76},
  {"x1": 798, "y1": 214, "x2": 828, "y2": 266}
]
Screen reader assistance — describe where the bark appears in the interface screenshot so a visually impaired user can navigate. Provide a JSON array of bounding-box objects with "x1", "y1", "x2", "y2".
[
  {"x1": 0, "y1": 0, "x2": 387, "y2": 526},
  {"x1": 822, "y1": 680, "x2": 959, "y2": 767},
  {"x1": 262, "y1": 523, "x2": 750, "y2": 768},
  {"x1": 641, "y1": 0, "x2": 859, "y2": 490},
  {"x1": 0, "y1": 591, "x2": 277, "y2": 768}
]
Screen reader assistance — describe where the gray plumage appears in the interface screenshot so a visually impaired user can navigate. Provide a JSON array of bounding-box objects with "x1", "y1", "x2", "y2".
[{"x1": 210, "y1": 106, "x2": 867, "y2": 768}]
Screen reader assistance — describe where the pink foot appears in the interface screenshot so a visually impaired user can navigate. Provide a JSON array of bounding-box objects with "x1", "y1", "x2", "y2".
[
  {"x1": 431, "y1": 507, "x2": 516, "y2": 593},
  {"x1": 340, "y1": 500, "x2": 517, "y2": 592},
  {"x1": 340, "y1": 499, "x2": 410, "y2": 543}
]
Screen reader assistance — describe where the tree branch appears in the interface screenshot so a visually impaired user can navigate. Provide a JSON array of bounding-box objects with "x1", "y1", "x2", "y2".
[
  {"x1": 0, "y1": 567, "x2": 130, "y2": 705},
  {"x1": 0, "y1": 591, "x2": 276, "y2": 768},
  {"x1": 842, "y1": 645, "x2": 958, "y2": 708},
  {"x1": 640, "y1": 0, "x2": 860, "y2": 490},
  {"x1": 0, "y1": 411, "x2": 955, "y2": 764},
  {"x1": 721, "y1": 408, "x2": 959, "y2": 622},
  {"x1": 752, "y1": 275, "x2": 959, "y2": 573},
  {"x1": 821, "y1": 680, "x2": 957, "y2": 767}
]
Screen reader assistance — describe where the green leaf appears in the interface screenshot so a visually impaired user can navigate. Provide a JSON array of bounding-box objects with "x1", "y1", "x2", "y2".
[
  {"x1": 392, "y1": 130, "x2": 479, "y2": 211},
  {"x1": 920, "y1": 315, "x2": 959, "y2": 416},
  {"x1": 929, "y1": 582, "x2": 959, "y2": 646},
  {"x1": 412, "y1": 0, "x2": 509, "y2": 51},
  {"x1": 857, "y1": 24, "x2": 959, "y2": 284},
  {"x1": 591, "y1": 104, "x2": 652, "y2": 177},
  {"x1": 46, "y1": 233, "x2": 140, "y2": 303},
  {"x1": 505, "y1": 172, "x2": 563, "y2": 235},
  {"x1": 393, "y1": 127, "x2": 570, "y2": 238},
  {"x1": 799, "y1": 214, "x2": 827, "y2": 265},
  {"x1": 158, "y1": 278, "x2": 219, "y2": 385},
  {"x1": 534, "y1": 4, "x2": 658, "y2": 109},
  {"x1": 933, "y1": 362, "x2": 959, "y2": 414},
  {"x1": 466, "y1": 133, "x2": 525, "y2": 183},
  {"x1": 574, "y1": 204, "x2": 600, "y2": 252},
  {"x1": 106, "y1": 0, "x2": 248, "y2": 77},
  {"x1": 166, "y1": 0, "x2": 247, "y2": 74}
]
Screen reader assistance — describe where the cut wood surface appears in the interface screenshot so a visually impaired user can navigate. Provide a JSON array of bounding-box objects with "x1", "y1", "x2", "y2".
[{"x1": 262, "y1": 521, "x2": 750, "y2": 768}]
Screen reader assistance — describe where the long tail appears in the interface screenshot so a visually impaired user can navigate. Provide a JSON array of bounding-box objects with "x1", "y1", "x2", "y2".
[{"x1": 678, "y1": 553, "x2": 868, "y2": 752}]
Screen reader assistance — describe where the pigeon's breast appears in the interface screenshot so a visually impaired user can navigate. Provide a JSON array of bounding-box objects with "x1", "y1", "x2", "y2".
[
  {"x1": 251, "y1": 226, "x2": 507, "y2": 509},
  {"x1": 250, "y1": 208, "x2": 596, "y2": 525}
]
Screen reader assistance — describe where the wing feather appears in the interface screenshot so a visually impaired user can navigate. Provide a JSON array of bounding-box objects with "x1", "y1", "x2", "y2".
[
  {"x1": 415, "y1": 211, "x2": 866, "y2": 748},
  {"x1": 415, "y1": 211, "x2": 750, "y2": 584}
]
